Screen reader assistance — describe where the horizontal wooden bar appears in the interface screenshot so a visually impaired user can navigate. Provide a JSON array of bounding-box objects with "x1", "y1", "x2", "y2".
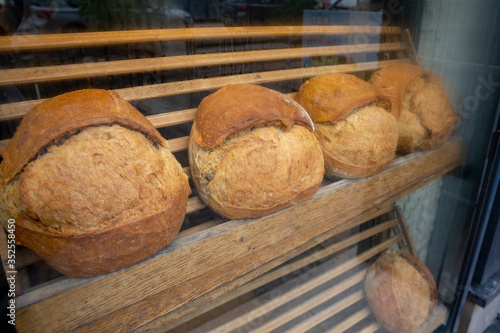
[
  {"x1": 147, "y1": 108, "x2": 196, "y2": 128},
  {"x1": 286, "y1": 290, "x2": 366, "y2": 333},
  {"x1": 185, "y1": 196, "x2": 206, "y2": 214},
  {"x1": 325, "y1": 307, "x2": 374, "y2": 333},
  {"x1": 0, "y1": 26, "x2": 402, "y2": 52},
  {"x1": 167, "y1": 136, "x2": 189, "y2": 153},
  {"x1": 0, "y1": 58, "x2": 408, "y2": 122},
  {"x1": 357, "y1": 322, "x2": 382, "y2": 333},
  {"x1": 0, "y1": 43, "x2": 405, "y2": 86}
]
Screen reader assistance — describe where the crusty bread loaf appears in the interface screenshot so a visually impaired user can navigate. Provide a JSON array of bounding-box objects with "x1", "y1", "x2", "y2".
[
  {"x1": 364, "y1": 249, "x2": 438, "y2": 333},
  {"x1": 189, "y1": 83, "x2": 324, "y2": 220},
  {"x1": 296, "y1": 73, "x2": 398, "y2": 179},
  {"x1": 369, "y1": 63, "x2": 456, "y2": 153},
  {"x1": 0, "y1": 89, "x2": 190, "y2": 277}
]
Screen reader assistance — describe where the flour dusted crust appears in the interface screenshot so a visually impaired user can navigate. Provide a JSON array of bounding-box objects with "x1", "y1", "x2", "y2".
[
  {"x1": 369, "y1": 63, "x2": 456, "y2": 153},
  {"x1": 0, "y1": 89, "x2": 190, "y2": 277},
  {"x1": 364, "y1": 249, "x2": 438, "y2": 333},
  {"x1": 189, "y1": 84, "x2": 324, "y2": 220},
  {"x1": 296, "y1": 73, "x2": 398, "y2": 179}
]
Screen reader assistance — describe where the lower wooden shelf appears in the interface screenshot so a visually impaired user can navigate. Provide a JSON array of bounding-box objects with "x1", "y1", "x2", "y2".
[
  {"x1": 164, "y1": 205, "x2": 447, "y2": 333},
  {"x1": 1, "y1": 139, "x2": 462, "y2": 332}
]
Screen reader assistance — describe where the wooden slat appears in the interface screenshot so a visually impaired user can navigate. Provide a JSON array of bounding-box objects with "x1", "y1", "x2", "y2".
[
  {"x1": 167, "y1": 136, "x2": 189, "y2": 153},
  {"x1": 185, "y1": 196, "x2": 206, "y2": 214},
  {"x1": 115, "y1": 59, "x2": 409, "y2": 101},
  {"x1": 0, "y1": 58, "x2": 409, "y2": 121},
  {"x1": 148, "y1": 108, "x2": 196, "y2": 128},
  {"x1": 0, "y1": 43, "x2": 405, "y2": 86},
  {"x1": 325, "y1": 307, "x2": 374, "y2": 333},
  {"x1": 0, "y1": 26, "x2": 402, "y2": 52},
  {"x1": 14, "y1": 140, "x2": 461, "y2": 332},
  {"x1": 357, "y1": 322, "x2": 381, "y2": 333},
  {"x1": 285, "y1": 290, "x2": 365, "y2": 333}
]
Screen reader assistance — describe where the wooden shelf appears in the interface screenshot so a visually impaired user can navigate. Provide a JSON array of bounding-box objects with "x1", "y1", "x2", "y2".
[{"x1": 0, "y1": 26, "x2": 458, "y2": 332}]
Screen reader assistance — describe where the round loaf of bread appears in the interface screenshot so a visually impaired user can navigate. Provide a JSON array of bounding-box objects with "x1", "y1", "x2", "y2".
[
  {"x1": 296, "y1": 73, "x2": 398, "y2": 179},
  {"x1": 0, "y1": 89, "x2": 191, "y2": 277},
  {"x1": 364, "y1": 249, "x2": 438, "y2": 333},
  {"x1": 369, "y1": 63, "x2": 456, "y2": 153},
  {"x1": 188, "y1": 83, "x2": 325, "y2": 220}
]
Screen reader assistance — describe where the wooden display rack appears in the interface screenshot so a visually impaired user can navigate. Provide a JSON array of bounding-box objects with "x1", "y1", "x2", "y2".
[{"x1": 0, "y1": 26, "x2": 461, "y2": 332}]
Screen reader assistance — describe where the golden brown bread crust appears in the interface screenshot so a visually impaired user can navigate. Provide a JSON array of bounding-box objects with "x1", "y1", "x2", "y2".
[
  {"x1": 314, "y1": 106, "x2": 398, "y2": 179},
  {"x1": 14, "y1": 179, "x2": 187, "y2": 277},
  {"x1": 190, "y1": 124, "x2": 324, "y2": 219},
  {"x1": 194, "y1": 83, "x2": 315, "y2": 149},
  {"x1": 295, "y1": 73, "x2": 391, "y2": 123},
  {"x1": 0, "y1": 90, "x2": 190, "y2": 277},
  {"x1": 369, "y1": 64, "x2": 456, "y2": 153},
  {"x1": 368, "y1": 64, "x2": 426, "y2": 120},
  {"x1": 18, "y1": 126, "x2": 185, "y2": 233},
  {"x1": 189, "y1": 84, "x2": 324, "y2": 220},
  {"x1": 1, "y1": 89, "x2": 166, "y2": 185},
  {"x1": 364, "y1": 249, "x2": 438, "y2": 333},
  {"x1": 296, "y1": 73, "x2": 398, "y2": 179}
]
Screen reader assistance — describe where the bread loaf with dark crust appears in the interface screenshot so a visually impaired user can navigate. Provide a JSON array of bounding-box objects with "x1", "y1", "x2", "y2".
[
  {"x1": 296, "y1": 73, "x2": 398, "y2": 179},
  {"x1": 364, "y1": 249, "x2": 438, "y2": 333},
  {"x1": 1, "y1": 89, "x2": 164, "y2": 186},
  {"x1": 369, "y1": 63, "x2": 456, "y2": 153},
  {"x1": 189, "y1": 84, "x2": 324, "y2": 220},
  {"x1": 0, "y1": 89, "x2": 191, "y2": 277},
  {"x1": 193, "y1": 83, "x2": 315, "y2": 149}
]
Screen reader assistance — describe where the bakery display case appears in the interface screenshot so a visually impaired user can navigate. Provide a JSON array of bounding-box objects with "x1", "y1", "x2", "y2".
[{"x1": 0, "y1": 1, "x2": 499, "y2": 332}]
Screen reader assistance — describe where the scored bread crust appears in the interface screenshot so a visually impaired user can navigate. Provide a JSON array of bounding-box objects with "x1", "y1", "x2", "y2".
[
  {"x1": 369, "y1": 63, "x2": 456, "y2": 153},
  {"x1": 296, "y1": 73, "x2": 398, "y2": 179},
  {"x1": 194, "y1": 83, "x2": 315, "y2": 149},
  {"x1": 189, "y1": 84, "x2": 324, "y2": 220},
  {"x1": 189, "y1": 124, "x2": 324, "y2": 219},
  {"x1": 1, "y1": 89, "x2": 166, "y2": 186},
  {"x1": 295, "y1": 73, "x2": 391, "y2": 124},
  {"x1": 364, "y1": 249, "x2": 438, "y2": 333},
  {"x1": 315, "y1": 106, "x2": 399, "y2": 179},
  {"x1": 0, "y1": 89, "x2": 190, "y2": 277}
]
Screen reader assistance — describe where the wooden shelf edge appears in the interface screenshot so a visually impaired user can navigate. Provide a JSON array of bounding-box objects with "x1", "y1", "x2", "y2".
[
  {"x1": 0, "y1": 26, "x2": 402, "y2": 52},
  {"x1": 13, "y1": 139, "x2": 462, "y2": 333}
]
